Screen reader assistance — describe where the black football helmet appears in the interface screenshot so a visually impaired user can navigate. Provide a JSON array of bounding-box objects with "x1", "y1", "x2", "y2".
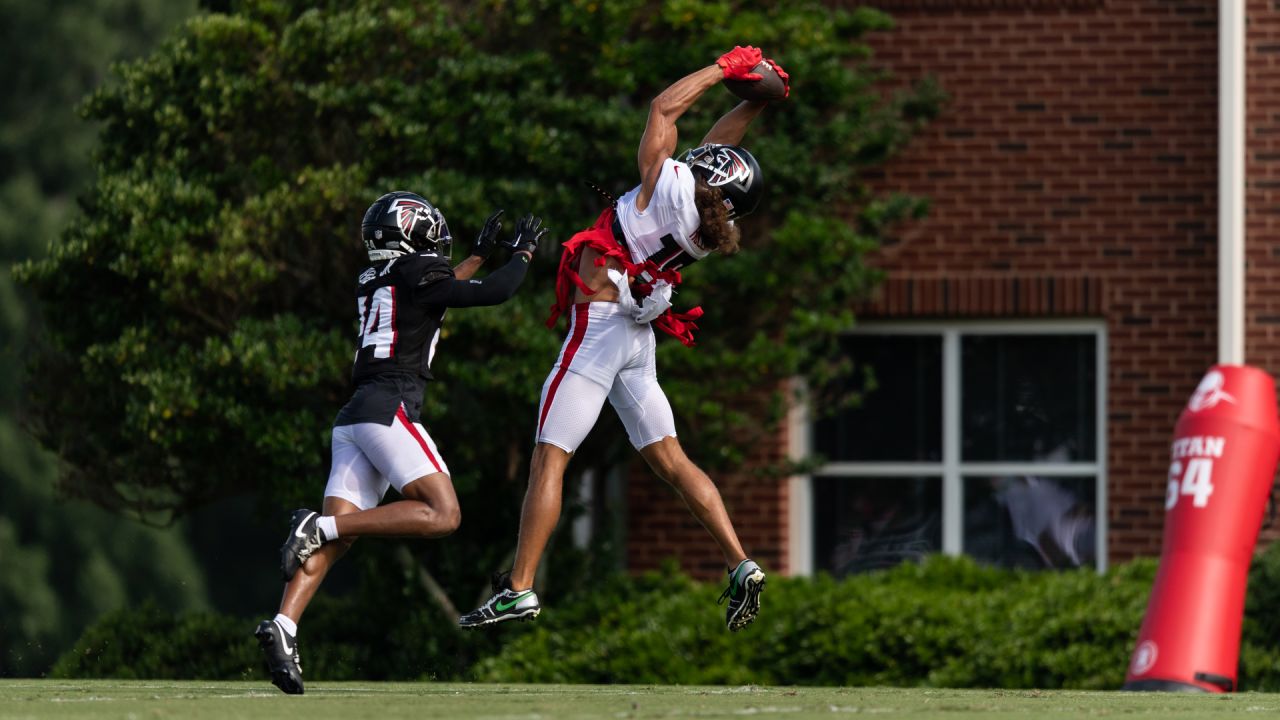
[
  {"x1": 682, "y1": 144, "x2": 762, "y2": 219},
  {"x1": 361, "y1": 191, "x2": 452, "y2": 261}
]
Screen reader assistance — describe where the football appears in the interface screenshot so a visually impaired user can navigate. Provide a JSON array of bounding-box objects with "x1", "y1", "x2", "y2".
[{"x1": 723, "y1": 62, "x2": 786, "y2": 102}]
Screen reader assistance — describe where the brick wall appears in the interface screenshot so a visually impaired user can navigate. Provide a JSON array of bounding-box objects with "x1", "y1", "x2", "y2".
[
  {"x1": 625, "y1": 401, "x2": 792, "y2": 579},
  {"x1": 1248, "y1": 0, "x2": 1280, "y2": 546},
  {"x1": 857, "y1": 0, "x2": 1219, "y2": 564}
]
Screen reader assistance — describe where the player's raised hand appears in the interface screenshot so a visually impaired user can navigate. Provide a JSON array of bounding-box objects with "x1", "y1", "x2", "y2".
[
  {"x1": 716, "y1": 45, "x2": 763, "y2": 81},
  {"x1": 763, "y1": 56, "x2": 790, "y2": 98},
  {"x1": 508, "y1": 213, "x2": 549, "y2": 256},
  {"x1": 470, "y1": 209, "x2": 504, "y2": 259}
]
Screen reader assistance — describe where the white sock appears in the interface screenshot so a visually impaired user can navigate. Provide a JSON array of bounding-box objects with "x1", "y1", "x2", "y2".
[
  {"x1": 317, "y1": 516, "x2": 339, "y2": 542},
  {"x1": 273, "y1": 613, "x2": 297, "y2": 637}
]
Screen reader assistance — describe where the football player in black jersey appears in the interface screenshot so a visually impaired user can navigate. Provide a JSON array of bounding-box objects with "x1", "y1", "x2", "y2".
[{"x1": 254, "y1": 191, "x2": 547, "y2": 695}]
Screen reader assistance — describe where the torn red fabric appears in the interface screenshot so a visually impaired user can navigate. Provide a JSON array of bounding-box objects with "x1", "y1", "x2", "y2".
[{"x1": 546, "y1": 208, "x2": 702, "y2": 346}]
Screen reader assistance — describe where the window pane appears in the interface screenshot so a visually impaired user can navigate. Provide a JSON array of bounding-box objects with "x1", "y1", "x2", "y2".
[
  {"x1": 814, "y1": 335, "x2": 942, "y2": 462},
  {"x1": 813, "y1": 476, "x2": 942, "y2": 575},
  {"x1": 963, "y1": 475, "x2": 1097, "y2": 569},
  {"x1": 961, "y1": 335, "x2": 1097, "y2": 462}
]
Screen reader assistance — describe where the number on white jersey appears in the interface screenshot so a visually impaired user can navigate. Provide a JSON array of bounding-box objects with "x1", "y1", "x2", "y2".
[{"x1": 358, "y1": 286, "x2": 397, "y2": 358}]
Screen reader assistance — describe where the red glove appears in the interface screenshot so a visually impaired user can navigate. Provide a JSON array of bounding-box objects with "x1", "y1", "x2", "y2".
[
  {"x1": 764, "y1": 56, "x2": 790, "y2": 98},
  {"x1": 716, "y1": 45, "x2": 763, "y2": 81}
]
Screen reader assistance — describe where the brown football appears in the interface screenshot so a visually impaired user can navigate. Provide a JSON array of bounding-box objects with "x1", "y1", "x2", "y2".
[{"x1": 723, "y1": 61, "x2": 786, "y2": 102}]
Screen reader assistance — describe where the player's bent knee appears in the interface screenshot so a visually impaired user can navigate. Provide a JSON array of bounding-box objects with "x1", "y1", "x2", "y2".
[
  {"x1": 646, "y1": 457, "x2": 677, "y2": 483},
  {"x1": 640, "y1": 440, "x2": 685, "y2": 482},
  {"x1": 438, "y1": 503, "x2": 462, "y2": 535},
  {"x1": 412, "y1": 500, "x2": 460, "y2": 536}
]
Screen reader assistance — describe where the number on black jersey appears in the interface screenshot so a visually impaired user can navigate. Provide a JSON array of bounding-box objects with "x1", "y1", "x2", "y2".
[
  {"x1": 358, "y1": 286, "x2": 397, "y2": 358},
  {"x1": 349, "y1": 254, "x2": 449, "y2": 386}
]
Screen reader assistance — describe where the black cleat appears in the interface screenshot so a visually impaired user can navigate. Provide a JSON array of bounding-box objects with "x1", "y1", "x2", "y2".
[
  {"x1": 280, "y1": 509, "x2": 324, "y2": 581},
  {"x1": 718, "y1": 559, "x2": 766, "y2": 632},
  {"x1": 254, "y1": 619, "x2": 304, "y2": 695},
  {"x1": 458, "y1": 571, "x2": 541, "y2": 628}
]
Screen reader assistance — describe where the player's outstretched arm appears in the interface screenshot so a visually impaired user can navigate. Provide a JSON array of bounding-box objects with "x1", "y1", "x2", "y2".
[
  {"x1": 424, "y1": 214, "x2": 548, "y2": 309},
  {"x1": 635, "y1": 45, "x2": 763, "y2": 210},
  {"x1": 454, "y1": 209, "x2": 505, "y2": 280},
  {"x1": 701, "y1": 56, "x2": 788, "y2": 146},
  {"x1": 700, "y1": 100, "x2": 769, "y2": 147}
]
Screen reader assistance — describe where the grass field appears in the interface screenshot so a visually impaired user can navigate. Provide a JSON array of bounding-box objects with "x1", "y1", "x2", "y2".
[{"x1": 2, "y1": 681, "x2": 1280, "y2": 719}]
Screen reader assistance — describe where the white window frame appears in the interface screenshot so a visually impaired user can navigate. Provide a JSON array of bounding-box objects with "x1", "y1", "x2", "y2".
[{"x1": 788, "y1": 319, "x2": 1108, "y2": 575}]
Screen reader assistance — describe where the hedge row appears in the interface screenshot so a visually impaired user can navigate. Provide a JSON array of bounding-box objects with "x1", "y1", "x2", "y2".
[{"x1": 52, "y1": 548, "x2": 1280, "y2": 689}]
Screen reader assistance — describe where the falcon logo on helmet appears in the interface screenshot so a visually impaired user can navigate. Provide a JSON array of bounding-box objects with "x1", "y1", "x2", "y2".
[
  {"x1": 361, "y1": 191, "x2": 453, "y2": 262},
  {"x1": 392, "y1": 198, "x2": 433, "y2": 241},
  {"x1": 682, "y1": 144, "x2": 763, "y2": 220}
]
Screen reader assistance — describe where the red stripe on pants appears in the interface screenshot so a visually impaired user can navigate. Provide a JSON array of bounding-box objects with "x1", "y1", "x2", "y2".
[
  {"x1": 396, "y1": 405, "x2": 443, "y2": 474},
  {"x1": 538, "y1": 304, "x2": 590, "y2": 436}
]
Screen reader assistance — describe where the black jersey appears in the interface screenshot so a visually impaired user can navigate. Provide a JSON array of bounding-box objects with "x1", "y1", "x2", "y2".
[
  {"x1": 333, "y1": 250, "x2": 531, "y2": 427},
  {"x1": 350, "y1": 253, "x2": 451, "y2": 386}
]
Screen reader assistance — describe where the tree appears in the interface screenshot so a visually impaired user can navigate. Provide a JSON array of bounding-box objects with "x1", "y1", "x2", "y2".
[
  {"x1": 1, "y1": 0, "x2": 206, "y2": 677},
  {"x1": 17, "y1": 0, "x2": 941, "y2": 595},
  {"x1": 0, "y1": 436, "x2": 209, "y2": 676},
  {"x1": 1, "y1": 0, "x2": 199, "y2": 362}
]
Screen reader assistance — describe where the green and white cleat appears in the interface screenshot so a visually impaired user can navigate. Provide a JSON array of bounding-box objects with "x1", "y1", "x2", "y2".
[
  {"x1": 458, "y1": 572, "x2": 541, "y2": 628},
  {"x1": 718, "y1": 559, "x2": 766, "y2": 632}
]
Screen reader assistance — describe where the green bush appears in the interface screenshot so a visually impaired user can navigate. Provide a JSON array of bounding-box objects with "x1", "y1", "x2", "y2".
[
  {"x1": 473, "y1": 556, "x2": 1158, "y2": 688},
  {"x1": 51, "y1": 600, "x2": 257, "y2": 680},
  {"x1": 1242, "y1": 536, "x2": 1280, "y2": 691},
  {"x1": 56, "y1": 550, "x2": 1280, "y2": 688},
  {"x1": 51, "y1": 548, "x2": 511, "y2": 681}
]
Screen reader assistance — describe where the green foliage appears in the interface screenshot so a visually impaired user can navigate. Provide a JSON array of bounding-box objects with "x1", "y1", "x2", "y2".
[
  {"x1": 477, "y1": 550, "x2": 1280, "y2": 690},
  {"x1": 1, "y1": 0, "x2": 199, "y2": 397},
  {"x1": 0, "y1": 0, "x2": 198, "y2": 204},
  {"x1": 0, "y1": 0, "x2": 204, "y2": 678},
  {"x1": 50, "y1": 601, "x2": 257, "y2": 680},
  {"x1": 63, "y1": 553, "x2": 1280, "y2": 690},
  {"x1": 0, "y1": 416, "x2": 209, "y2": 677},
  {"x1": 1245, "y1": 524, "x2": 1280, "y2": 645},
  {"x1": 475, "y1": 556, "x2": 1158, "y2": 689},
  {"x1": 52, "y1": 547, "x2": 507, "y2": 681},
  {"x1": 1242, "y1": 537, "x2": 1280, "y2": 690},
  {"x1": 53, "y1": 549, "x2": 1280, "y2": 688}
]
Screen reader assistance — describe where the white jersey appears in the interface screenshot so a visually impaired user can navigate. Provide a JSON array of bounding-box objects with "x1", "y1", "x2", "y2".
[{"x1": 614, "y1": 158, "x2": 710, "y2": 271}]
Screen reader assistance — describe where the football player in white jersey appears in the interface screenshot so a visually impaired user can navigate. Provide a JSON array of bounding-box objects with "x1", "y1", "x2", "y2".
[{"x1": 460, "y1": 46, "x2": 788, "y2": 632}]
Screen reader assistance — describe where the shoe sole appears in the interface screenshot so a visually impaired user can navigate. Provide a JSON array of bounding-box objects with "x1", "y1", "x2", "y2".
[
  {"x1": 255, "y1": 627, "x2": 304, "y2": 695},
  {"x1": 269, "y1": 668, "x2": 304, "y2": 695},
  {"x1": 728, "y1": 571, "x2": 766, "y2": 632},
  {"x1": 459, "y1": 606, "x2": 541, "y2": 629}
]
